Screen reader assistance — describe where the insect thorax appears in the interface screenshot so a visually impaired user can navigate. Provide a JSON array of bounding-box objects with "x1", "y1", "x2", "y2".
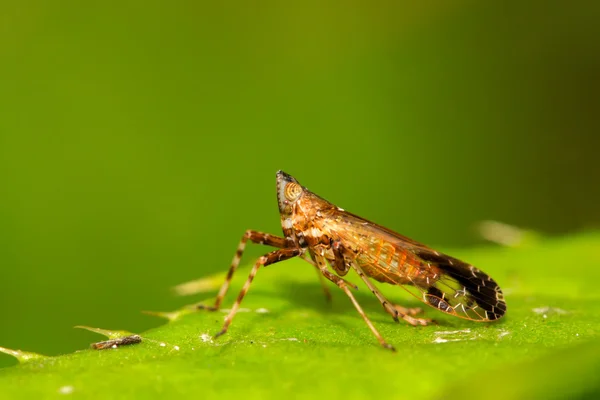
[{"x1": 281, "y1": 192, "x2": 335, "y2": 249}]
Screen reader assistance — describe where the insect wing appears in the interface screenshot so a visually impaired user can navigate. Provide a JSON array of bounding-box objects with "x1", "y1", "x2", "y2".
[
  {"x1": 327, "y1": 210, "x2": 506, "y2": 321},
  {"x1": 409, "y1": 248, "x2": 506, "y2": 321}
]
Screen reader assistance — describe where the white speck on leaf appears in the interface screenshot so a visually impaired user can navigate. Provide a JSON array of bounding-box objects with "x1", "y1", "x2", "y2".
[
  {"x1": 532, "y1": 306, "x2": 568, "y2": 315},
  {"x1": 200, "y1": 334, "x2": 213, "y2": 343},
  {"x1": 432, "y1": 329, "x2": 478, "y2": 344},
  {"x1": 255, "y1": 308, "x2": 270, "y2": 314},
  {"x1": 174, "y1": 346, "x2": 180, "y2": 351},
  {"x1": 434, "y1": 329, "x2": 471, "y2": 335},
  {"x1": 497, "y1": 330, "x2": 510, "y2": 339},
  {"x1": 111, "y1": 344, "x2": 117, "y2": 349},
  {"x1": 159, "y1": 343, "x2": 166, "y2": 347},
  {"x1": 58, "y1": 386, "x2": 74, "y2": 395}
]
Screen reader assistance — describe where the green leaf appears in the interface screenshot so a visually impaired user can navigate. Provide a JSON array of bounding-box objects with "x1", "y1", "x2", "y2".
[{"x1": 1, "y1": 233, "x2": 599, "y2": 399}]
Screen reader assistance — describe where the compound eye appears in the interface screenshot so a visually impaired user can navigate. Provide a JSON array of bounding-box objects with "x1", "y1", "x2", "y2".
[{"x1": 284, "y1": 182, "x2": 302, "y2": 201}]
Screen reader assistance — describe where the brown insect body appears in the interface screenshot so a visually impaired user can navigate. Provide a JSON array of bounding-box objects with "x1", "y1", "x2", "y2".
[
  {"x1": 282, "y1": 173, "x2": 505, "y2": 321},
  {"x1": 200, "y1": 171, "x2": 506, "y2": 351}
]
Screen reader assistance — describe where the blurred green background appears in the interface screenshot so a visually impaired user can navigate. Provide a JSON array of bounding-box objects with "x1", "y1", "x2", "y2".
[{"x1": 1, "y1": 0, "x2": 599, "y2": 368}]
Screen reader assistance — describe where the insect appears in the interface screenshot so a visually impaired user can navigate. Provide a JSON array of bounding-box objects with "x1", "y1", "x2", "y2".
[
  {"x1": 91, "y1": 335, "x2": 142, "y2": 350},
  {"x1": 199, "y1": 171, "x2": 506, "y2": 351}
]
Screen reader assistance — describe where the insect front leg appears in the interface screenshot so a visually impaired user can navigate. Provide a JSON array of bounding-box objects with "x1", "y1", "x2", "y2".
[
  {"x1": 331, "y1": 241, "x2": 351, "y2": 276},
  {"x1": 351, "y1": 262, "x2": 433, "y2": 327},
  {"x1": 199, "y1": 230, "x2": 288, "y2": 311},
  {"x1": 215, "y1": 247, "x2": 303, "y2": 338},
  {"x1": 312, "y1": 253, "x2": 395, "y2": 352}
]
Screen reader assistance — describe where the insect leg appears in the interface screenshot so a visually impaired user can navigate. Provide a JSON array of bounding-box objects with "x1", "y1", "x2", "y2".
[
  {"x1": 301, "y1": 250, "x2": 358, "y2": 291},
  {"x1": 298, "y1": 252, "x2": 333, "y2": 302},
  {"x1": 392, "y1": 304, "x2": 423, "y2": 317},
  {"x1": 215, "y1": 247, "x2": 302, "y2": 338},
  {"x1": 350, "y1": 263, "x2": 432, "y2": 326},
  {"x1": 199, "y1": 230, "x2": 288, "y2": 311},
  {"x1": 315, "y1": 271, "x2": 332, "y2": 302},
  {"x1": 313, "y1": 254, "x2": 395, "y2": 352},
  {"x1": 350, "y1": 262, "x2": 399, "y2": 322},
  {"x1": 331, "y1": 241, "x2": 350, "y2": 275}
]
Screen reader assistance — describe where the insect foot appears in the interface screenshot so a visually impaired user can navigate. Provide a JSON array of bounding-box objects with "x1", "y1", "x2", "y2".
[
  {"x1": 402, "y1": 315, "x2": 435, "y2": 326},
  {"x1": 393, "y1": 305, "x2": 423, "y2": 317},
  {"x1": 382, "y1": 342, "x2": 397, "y2": 352},
  {"x1": 214, "y1": 329, "x2": 228, "y2": 339},
  {"x1": 197, "y1": 304, "x2": 218, "y2": 312}
]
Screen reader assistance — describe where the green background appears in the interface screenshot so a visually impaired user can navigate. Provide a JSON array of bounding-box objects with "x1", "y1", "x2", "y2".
[{"x1": 1, "y1": 0, "x2": 599, "y2": 373}]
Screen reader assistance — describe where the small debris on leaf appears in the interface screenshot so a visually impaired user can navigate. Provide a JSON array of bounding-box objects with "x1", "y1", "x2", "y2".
[
  {"x1": 91, "y1": 335, "x2": 142, "y2": 350},
  {"x1": 58, "y1": 385, "x2": 74, "y2": 395}
]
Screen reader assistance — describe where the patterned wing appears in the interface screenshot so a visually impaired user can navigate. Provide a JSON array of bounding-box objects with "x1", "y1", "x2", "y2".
[
  {"x1": 324, "y1": 210, "x2": 507, "y2": 321},
  {"x1": 408, "y1": 249, "x2": 506, "y2": 321}
]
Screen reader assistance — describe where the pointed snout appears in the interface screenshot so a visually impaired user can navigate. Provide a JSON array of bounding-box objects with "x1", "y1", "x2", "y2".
[
  {"x1": 276, "y1": 170, "x2": 294, "y2": 182},
  {"x1": 276, "y1": 170, "x2": 300, "y2": 186}
]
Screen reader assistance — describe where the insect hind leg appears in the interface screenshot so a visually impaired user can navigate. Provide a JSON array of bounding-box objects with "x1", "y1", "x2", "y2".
[
  {"x1": 299, "y1": 251, "x2": 359, "y2": 302},
  {"x1": 313, "y1": 254, "x2": 395, "y2": 351},
  {"x1": 351, "y1": 262, "x2": 433, "y2": 326}
]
